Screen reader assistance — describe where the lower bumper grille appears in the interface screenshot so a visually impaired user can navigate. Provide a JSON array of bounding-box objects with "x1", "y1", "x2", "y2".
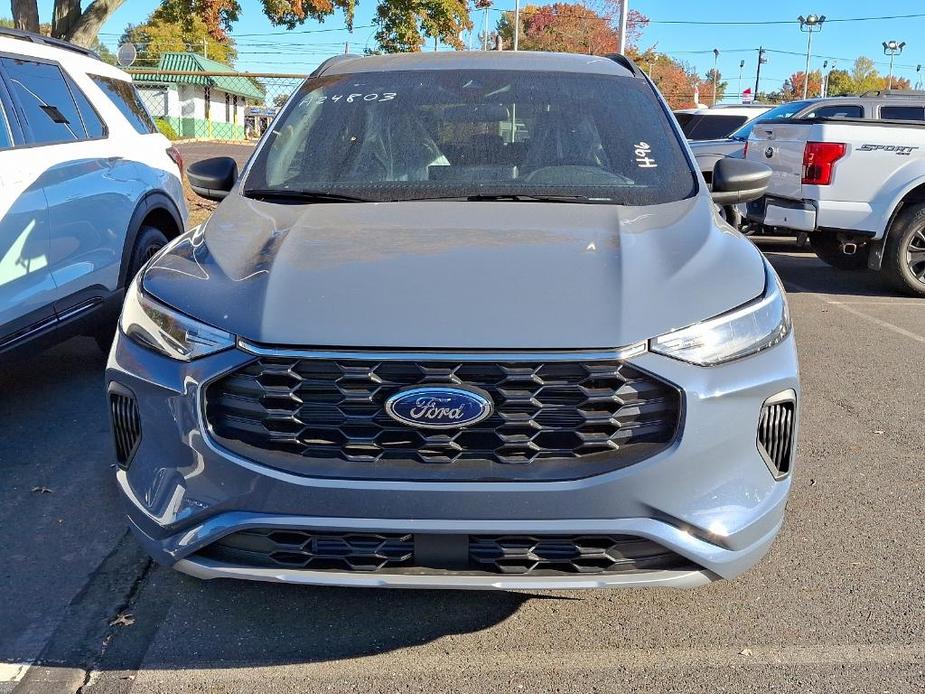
[
  {"x1": 758, "y1": 395, "x2": 796, "y2": 477},
  {"x1": 109, "y1": 387, "x2": 141, "y2": 468},
  {"x1": 196, "y1": 531, "x2": 691, "y2": 576},
  {"x1": 204, "y1": 355, "x2": 681, "y2": 481},
  {"x1": 199, "y1": 529, "x2": 414, "y2": 572}
]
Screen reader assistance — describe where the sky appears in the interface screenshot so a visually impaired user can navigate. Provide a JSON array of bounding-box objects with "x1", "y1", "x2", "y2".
[{"x1": 31, "y1": 0, "x2": 925, "y2": 93}]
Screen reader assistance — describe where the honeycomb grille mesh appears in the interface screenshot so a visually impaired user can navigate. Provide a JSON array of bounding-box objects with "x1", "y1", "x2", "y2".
[
  {"x1": 469, "y1": 535, "x2": 684, "y2": 575},
  {"x1": 200, "y1": 529, "x2": 414, "y2": 572},
  {"x1": 198, "y1": 531, "x2": 690, "y2": 576},
  {"x1": 205, "y1": 356, "x2": 680, "y2": 474}
]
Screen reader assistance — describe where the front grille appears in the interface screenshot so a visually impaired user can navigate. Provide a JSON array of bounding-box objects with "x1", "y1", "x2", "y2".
[
  {"x1": 109, "y1": 389, "x2": 141, "y2": 467},
  {"x1": 469, "y1": 535, "x2": 684, "y2": 575},
  {"x1": 204, "y1": 356, "x2": 681, "y2": 480},
  {"x1": 199, "y1": 528, "x2": 414, "y2": 572},
  {"x1": 197, "y1": 530, "x2": 691, "y2": 576},
  {"x1": 757, "y1": 397, "x2": 796, "y2": 477}
]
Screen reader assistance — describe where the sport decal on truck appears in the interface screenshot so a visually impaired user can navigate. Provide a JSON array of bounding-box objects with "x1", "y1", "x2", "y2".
[{"x1": 857, "y1": 144, "x2": 920, "y2": 156}]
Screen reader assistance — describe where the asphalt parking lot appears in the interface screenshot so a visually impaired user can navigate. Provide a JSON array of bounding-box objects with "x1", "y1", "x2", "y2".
[{"x1": 1, "y1": 241, "x2": 924, "y2": 693}]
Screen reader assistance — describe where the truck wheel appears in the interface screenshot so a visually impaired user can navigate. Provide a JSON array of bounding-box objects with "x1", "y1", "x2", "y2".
[
  {"x1": 809, "y1": 233, "x2": 869, "y2": 271},
  {"x1": 883, "y1": 203, "x2": 925, "y2": 297},
  {"x1": 94, "y1": 226, "x2": 169, "y2": 352}
]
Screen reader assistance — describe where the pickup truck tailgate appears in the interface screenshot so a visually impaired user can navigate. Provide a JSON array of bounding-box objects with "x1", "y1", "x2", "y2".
[{"x1": 746, "y1": 122, "x2": 807, "y2": 200}]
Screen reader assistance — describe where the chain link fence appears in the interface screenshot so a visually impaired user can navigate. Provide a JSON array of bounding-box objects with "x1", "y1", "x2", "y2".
[{"x1": 127, "y1": 70, "x2": 307, "y2": 142}]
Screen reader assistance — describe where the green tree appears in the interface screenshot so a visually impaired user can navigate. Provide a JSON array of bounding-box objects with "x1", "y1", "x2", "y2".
[
  {"x1": 121, "y1": 7, "x2": 237, "y2": 67},
  {"x1": 372, "y1": 0, "x2": 470, "y2": 52},
  {"x1": 825, "y1": 68, "x2": 854, "y2": 96},
  {"x1": 703, "y1": 68, "x2": 727, "y2": 105}
]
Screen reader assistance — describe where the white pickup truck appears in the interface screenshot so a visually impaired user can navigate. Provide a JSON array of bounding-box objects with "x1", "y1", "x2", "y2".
[{"x1": 744, "y1": 116, "x2": 925, "y2": 296}]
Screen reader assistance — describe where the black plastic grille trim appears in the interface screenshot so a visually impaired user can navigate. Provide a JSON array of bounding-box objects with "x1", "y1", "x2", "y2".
[
  {"x1": 468, "y1": 535, "x2": 685, "y2": 575},
  {"x1": 109, "y1": 390, "x2": 141, "y2": 467},
  {"x1": 197, "y1": 531, "x2": 691, "y2": 576},
  {"x1": 758, "y1": 399, "x2": 795, "y2": 477},
  {"x1": 204, "y1": 356, "x2": 681, "y2": 480},
  {"x1": 199, "y1": 529, "x2": 414, "y2": 572}
]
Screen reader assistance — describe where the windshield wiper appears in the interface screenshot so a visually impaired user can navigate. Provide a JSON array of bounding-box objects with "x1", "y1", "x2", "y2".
[
  {"x1": 464, "y1": 193, "x2": 607, "y2": 203},
  {"x1": 244, "y1": 189, "x2": 372, "y2": 203}
]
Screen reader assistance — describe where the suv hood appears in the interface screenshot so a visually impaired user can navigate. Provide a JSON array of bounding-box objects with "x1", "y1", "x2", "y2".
[{"x1": 144, "y1": 194, "x2": 765, "y2": 350}]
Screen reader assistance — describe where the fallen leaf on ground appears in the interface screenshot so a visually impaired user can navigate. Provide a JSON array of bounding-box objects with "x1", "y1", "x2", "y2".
[{"x1": 739, "y1": 648, "x2": 753, "y2": 656}]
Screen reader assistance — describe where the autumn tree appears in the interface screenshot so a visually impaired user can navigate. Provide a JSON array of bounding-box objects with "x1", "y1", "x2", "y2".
[
  {"x1": 808, "y1": 58, "x2": 911, "y2": 96},
  {"x1": 634, "y1": 49, "x2": 702, "y2": 109},
  {"x1": 372, "y1": 0, "x2": 470, "y2": 52},
  {"x1": 121, "y1": 6, "x2": 237, "y2": 67},
  {"x1": 783, "y1": 70, "x2": 823, "y2": 99},
  {"x1": 498, "y1": 1, "x2": 646, "y2": 54}
]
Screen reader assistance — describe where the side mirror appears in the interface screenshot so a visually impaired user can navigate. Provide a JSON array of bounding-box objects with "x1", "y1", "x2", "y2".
[
  {"x1": 187, "y1": 157, "x2": 238, "y2": 202},
  {"x1": 710, "y1": 158, "x2": 771, "y2": 206}
]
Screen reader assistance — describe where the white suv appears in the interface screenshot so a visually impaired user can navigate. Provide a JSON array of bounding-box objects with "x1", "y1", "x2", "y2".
[{"x1": 0, "y1": 28, "x2": 187, "y2": 356}]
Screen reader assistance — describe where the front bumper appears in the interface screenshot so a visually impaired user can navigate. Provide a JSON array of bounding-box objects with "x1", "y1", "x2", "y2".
[{"x1": 107, "y1": 332, "x2": 799, "y2": 589}]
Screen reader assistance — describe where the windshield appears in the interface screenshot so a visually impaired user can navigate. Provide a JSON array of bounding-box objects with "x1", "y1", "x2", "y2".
[
  {"x1": 245, "y1": 69, "x2": 697, "y2": 205},
  {"x1": 730, "y1": 100, "x2": 814, "y2": 139}
]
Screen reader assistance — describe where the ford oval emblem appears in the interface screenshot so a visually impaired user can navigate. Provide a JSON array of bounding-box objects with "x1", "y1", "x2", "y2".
[
  {"x1": 385, "y1": 386, "x2": 493, "y2": 429},
  {"x1": 765, "y1": 146, "x2": 774, "y2": 159}
]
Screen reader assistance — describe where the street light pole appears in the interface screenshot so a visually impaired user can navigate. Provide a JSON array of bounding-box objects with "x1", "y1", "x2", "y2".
[
  {"x1": 798, "y1": 14, "x2": 826, "y2": 99},
  {"x1": 821, "y1": 60, "x2": 828, "y2": 97},
  {"x1": 618, "y1": 0, "x2": 628, "y2": 54},
  {"x1": 738, "y1": 59, "x2": 745, "y2": 101},
  {"x1": 712, "y1": 48, "x2": 719, "y2": 106},
  {"x1": 513, "y1": 0, "x2": 520, "y2": 50},
  {"x1": 882, "y1": 40, "x2": 906, "y2": 89}
]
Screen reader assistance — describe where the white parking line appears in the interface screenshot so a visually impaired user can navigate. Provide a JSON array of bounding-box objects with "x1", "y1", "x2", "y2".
[
  {"x1": 786, "y1": 281, "x2": 925, "y2": 345},
  {"x1": 0, "y1": 661, "x2": 30, "y2": 684}
]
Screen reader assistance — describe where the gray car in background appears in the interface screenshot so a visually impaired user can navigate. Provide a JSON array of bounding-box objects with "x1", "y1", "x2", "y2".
[{"x1": 106, "y1": 51, "x2": 797, "y2": 590}]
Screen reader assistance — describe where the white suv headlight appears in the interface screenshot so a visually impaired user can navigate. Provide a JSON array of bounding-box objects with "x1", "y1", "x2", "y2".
[
  {"x1": 650, "y1": 265, "x2": 791, "y2": 366},
  {"x1": 120, "y1": 278, "x2": 234, "y2": 361}
]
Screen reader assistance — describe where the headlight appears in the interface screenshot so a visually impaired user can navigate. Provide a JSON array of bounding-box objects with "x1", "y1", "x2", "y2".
[
  {"x1": 650, "y1": 265, "x2": 790, "y2": 366},
  {"x1": 119, "y1": 278, "x2": 234, "y2": 361}
]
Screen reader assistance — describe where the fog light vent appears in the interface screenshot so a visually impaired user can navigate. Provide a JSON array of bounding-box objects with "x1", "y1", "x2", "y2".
[
  {"x1": 109, "y1": 387, "x2": 141, "y2": 468},
  {"x1": 757, "y1": 393, "x2": 796, "y2": 478}
]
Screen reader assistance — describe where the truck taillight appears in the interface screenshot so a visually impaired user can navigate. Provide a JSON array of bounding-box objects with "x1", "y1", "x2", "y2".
[
  {"x1": 166, "y1": 146, "x2": 184, "y2": 177},
  {"x1": 743, "y1": 141, "x2": 749, "y2": 158},
  {"x1": 802, "y1": 142, "x2": 846, "y2": 185}
]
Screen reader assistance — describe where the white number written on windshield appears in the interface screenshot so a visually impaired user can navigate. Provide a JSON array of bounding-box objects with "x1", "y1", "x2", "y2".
[{"x1": 308, "y1": 92, "x2": 397, "y2": 105}]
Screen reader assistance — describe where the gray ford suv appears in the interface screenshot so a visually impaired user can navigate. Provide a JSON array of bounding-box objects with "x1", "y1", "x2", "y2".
[{"x1": 107, "y1": 51, "x2": 797, "y2": 590}]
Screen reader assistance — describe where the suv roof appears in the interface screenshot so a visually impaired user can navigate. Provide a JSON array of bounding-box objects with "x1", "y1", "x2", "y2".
[
  {"x1": 0, "y1": 27, "x2": 100, "y2": 60},
  {"x1": 319, "y1": 51, "x2": 643, "y2": 78}
]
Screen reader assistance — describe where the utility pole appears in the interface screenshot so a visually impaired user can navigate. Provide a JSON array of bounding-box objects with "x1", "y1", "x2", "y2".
[
  {"x1": 755, "y1": 47, "x2": 767, "y2": 98},
  {"x1": 883, "y1": 40, "x2": 905, "y2": 90},
  {"x1": 203, "y1": 38, "x2": 208, "y2": 59},
  {"x1": 618, "y1": 0, "x2": 628, "y2": 54},
  {"x1": 514, "y1": 0, "x2": 520, "y2": 50},
  {"x1": 344, "y1": 41, "x2": 349, "y2": 54},
  {"x1": 821, "y1": 60, "x2": 828, "y2": 97},
  {"x1": 798, "y1": 14, "x2": 826, "y2": 99},
  {"x1": 711, "y1": 48, "x2": 719, "y2": 106},
  {"x1": 917, "y1": 64, "x2": 923, "y2": 90}
]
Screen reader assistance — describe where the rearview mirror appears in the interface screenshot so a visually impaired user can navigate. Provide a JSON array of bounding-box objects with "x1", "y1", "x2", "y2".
[
  {"x1": 710, "y1": 158, "x2": 771, "y2": 206},
  {"x1": 187, "y1": 157, "x2": 238, "y2": 202}
]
